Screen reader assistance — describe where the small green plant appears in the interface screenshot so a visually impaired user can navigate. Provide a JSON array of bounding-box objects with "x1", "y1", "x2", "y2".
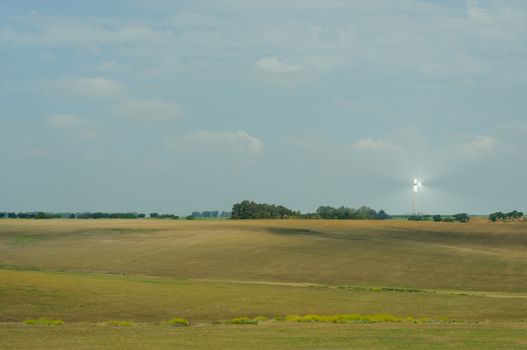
[
  {"x1": 229, "y1": 317, "x2": 259, "y2": 325},
  {"x1": 285, "y1": 315, "x2": 302, "y2": 322},
  {"x1": 24, "y1": 318, "x2": 64, "y2": 325},
  {"x1": 166, "y1": 317, "x2": 189, "y2": 326},
  {"x1": 12, "y1": 236, "x2": 34, "y2": 245},
  {"x1": 253, "y1": 316, "x2": 267, "y2": 322},
  {"x1": 283, "y1": 314, "x2": 448, "y2": 324}
]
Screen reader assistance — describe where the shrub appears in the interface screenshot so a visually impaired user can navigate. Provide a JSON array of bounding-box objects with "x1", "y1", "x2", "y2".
[
  {"x1": 229, "y1": 317, "x2": 259, "y2": 325},
  {"x1": 285, "y1": 315, "x2": 302, "y2": 322},
  {"x1": 166, "y1": 317, "x2": 189, "y2": 327},
  {"x1": 24, "y1": 318, "x2": 64, "y2": 326},
  {"x1": 253, "y1": 316, "x2": 267, "y2": 322},
  {"x1": 299, "y1": 314, "x2": 323, "y2": 322},
  {"x1": 283, "y1": 313, "x2": 447, "y2": 324}
]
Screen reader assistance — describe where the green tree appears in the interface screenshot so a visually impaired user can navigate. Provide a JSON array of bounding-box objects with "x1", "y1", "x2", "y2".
[
  {"x1": 453, "y1": 213, "x2": 470, "y2": 223},
  {"x1": 377, "y1": 210, "x2": 390, "y2": 220}
]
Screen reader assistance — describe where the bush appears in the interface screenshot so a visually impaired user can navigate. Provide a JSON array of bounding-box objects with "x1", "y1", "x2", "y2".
[
  {"x1": 253, "y1": 316, "x2": 267, "y2": 322},
  {"x1": 229, "y1": 317, "x2": 259, "y2": 325},
  {"x1": 24, "y1": 318, "x2": 64, "y2": 325},
  {"x1": 283, "y1": 313, "x2": 447, "y2": 324},
  {"x1": 166, "y1": 317, "x2": 189, "y2": 326}
]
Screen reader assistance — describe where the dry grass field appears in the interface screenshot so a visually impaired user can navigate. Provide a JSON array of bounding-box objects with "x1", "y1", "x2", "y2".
[{"x1": 0, "y1": 218, "x2": 526, "y2": 349}]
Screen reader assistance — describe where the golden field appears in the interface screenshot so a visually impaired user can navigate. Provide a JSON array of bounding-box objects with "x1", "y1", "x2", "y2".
[{"x1": 0, "y1": 218, "x2": 526, "y2": 349}]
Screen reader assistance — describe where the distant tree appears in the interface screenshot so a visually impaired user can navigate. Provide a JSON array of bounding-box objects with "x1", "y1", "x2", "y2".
[
  {"x1": 150, "y1": 213, "x2": 159, "y2": 218},
  {"x1": 432, "y1": 215, "x2": 442, "y2": 222},
  {"x1": 506, "y1": 210, "x2": 523, "y2": 220},
  {"x1": 452, "y1": 213, "x2": 470, "y2": 223},
  {"x1": 232, "y1": 201, "x2": 297, "y2": 219},
  {"x1": 316, "y1": 205, "x2": 379, "y2": 220},
  {"x1": 68, "y1": 213, "x2": 76, "y2": 219},
  {"x1": 407, "y1": 215, "x2": 423, "y2": 221},
  {"x1": 138, "y1": 213, "x2": 146, "y2": 218},
  {"x1": 185, "y1": 215, "x2": 194, "y2": 220},
  {"x1": 377, "y1": 210, "x2": 390, "y2": 220},
  {"x1": 490, "y1": 210, "x2": 524, "y2": 222},
  {"x1": 7, "y1": 212, "x2": 17, "y2": 218},
  {"x1": 488, "y1": 212, "x2": 499, "y2": 222},
  {"x1": 34, "y1": 212, "x2": 49, "y2": 219}
]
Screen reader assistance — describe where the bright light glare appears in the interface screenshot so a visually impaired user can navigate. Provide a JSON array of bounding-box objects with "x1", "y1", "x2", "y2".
[{"x1": 413, "y1": 178, "x2": 422, "y2": 192}]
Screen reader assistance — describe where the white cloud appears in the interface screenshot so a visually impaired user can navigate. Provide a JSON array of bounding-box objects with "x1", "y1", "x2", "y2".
[
  {"x1": 115, "y1": 98, "x2": 183, "y2": 120},
  {"x1": 255, "y1": 57, "x2": 303, "y2": 73},
  {"x1": 49, "y1": 77, "x2": 126, "y2": 98},
  {"x1": 253, "y1": 56, "x2": 316, "y2": 86},
  {"x1": 0, "y1": 23, "x2": 171, "y2": 47},
  {"x1": 461, "y1": 135, "x2": 496, "y2": 157},
  {"x1": 352, "y1": 138, "x2": 399, "y2": 152},
  {"x1": 94, "y1": 60, "x2": 125, "y2": 72},
  {"x1": 2, "y1": 1, "x2": 526, "y2": 82},
  {"x1": 166, "y1": 130, "x2": 263, "y2": 155},
  {"x1": 48, "y1": 113, "x2": 101, "y2": 139}
]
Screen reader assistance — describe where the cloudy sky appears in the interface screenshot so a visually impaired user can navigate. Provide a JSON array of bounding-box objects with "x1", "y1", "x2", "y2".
[{"x1": 1, "y1": 0, "x2": 526, "y2": 215}]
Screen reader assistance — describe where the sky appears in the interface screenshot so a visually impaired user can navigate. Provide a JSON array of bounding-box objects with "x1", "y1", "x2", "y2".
[{"x1": 1, "y1": 0, "x2": 526, "y2": 215}]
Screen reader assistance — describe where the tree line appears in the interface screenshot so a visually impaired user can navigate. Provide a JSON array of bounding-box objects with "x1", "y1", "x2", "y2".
[
  {"x1": 0, "y1": 211, "x2": 225, "y2": 220},
  {"x1": 191, "y1": 211, "x2": 231, "y2": 218},
  {"x1": 408, "y1": 213, "x2": 470, "y2": 222},
  {"x1": 149, "y1": 213, "x2": 180, "y2": 219},
  {"x1": 231, "y1": 201, "x2": 299, "y2": 219},
  {"x1": 1, "y1": 207, "x2": 524, "y2": 222},
  {"x1": 488, "y1": 210, "x2": 524, "y2": 222},
  {"x1": 315, "y1": 206, "x2": 389, "y2": 220},
  {"x1": 230, "y1": 201, "x2": 389, "y2": 220},
  {"x1": 0, "y1": 212, "x2": 149, "y2": 219}
]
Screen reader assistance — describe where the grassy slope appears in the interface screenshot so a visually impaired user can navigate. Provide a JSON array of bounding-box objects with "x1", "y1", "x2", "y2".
[
  {"x1": 0, "y1": 219, "x2": 526, "y2": 291},
  {"x1": 1, "y1": 269, "x2": 526, "y2": 323}
]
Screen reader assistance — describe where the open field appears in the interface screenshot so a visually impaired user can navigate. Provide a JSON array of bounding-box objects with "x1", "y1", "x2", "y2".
[
  {"x1": 1, "y1": 218, "x2": 526, "y2": 291},
  {"x1": 2, "y1": 323, "x2": 527, "y2": 350},
  {"x1": 0, "y1": 219, "x2": 526, "y2": 348}
]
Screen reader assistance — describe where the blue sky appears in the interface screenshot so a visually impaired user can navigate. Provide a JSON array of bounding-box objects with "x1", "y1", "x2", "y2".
[{"x1": 1, "y1": 0, "x2": 526, "y2": 215}]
